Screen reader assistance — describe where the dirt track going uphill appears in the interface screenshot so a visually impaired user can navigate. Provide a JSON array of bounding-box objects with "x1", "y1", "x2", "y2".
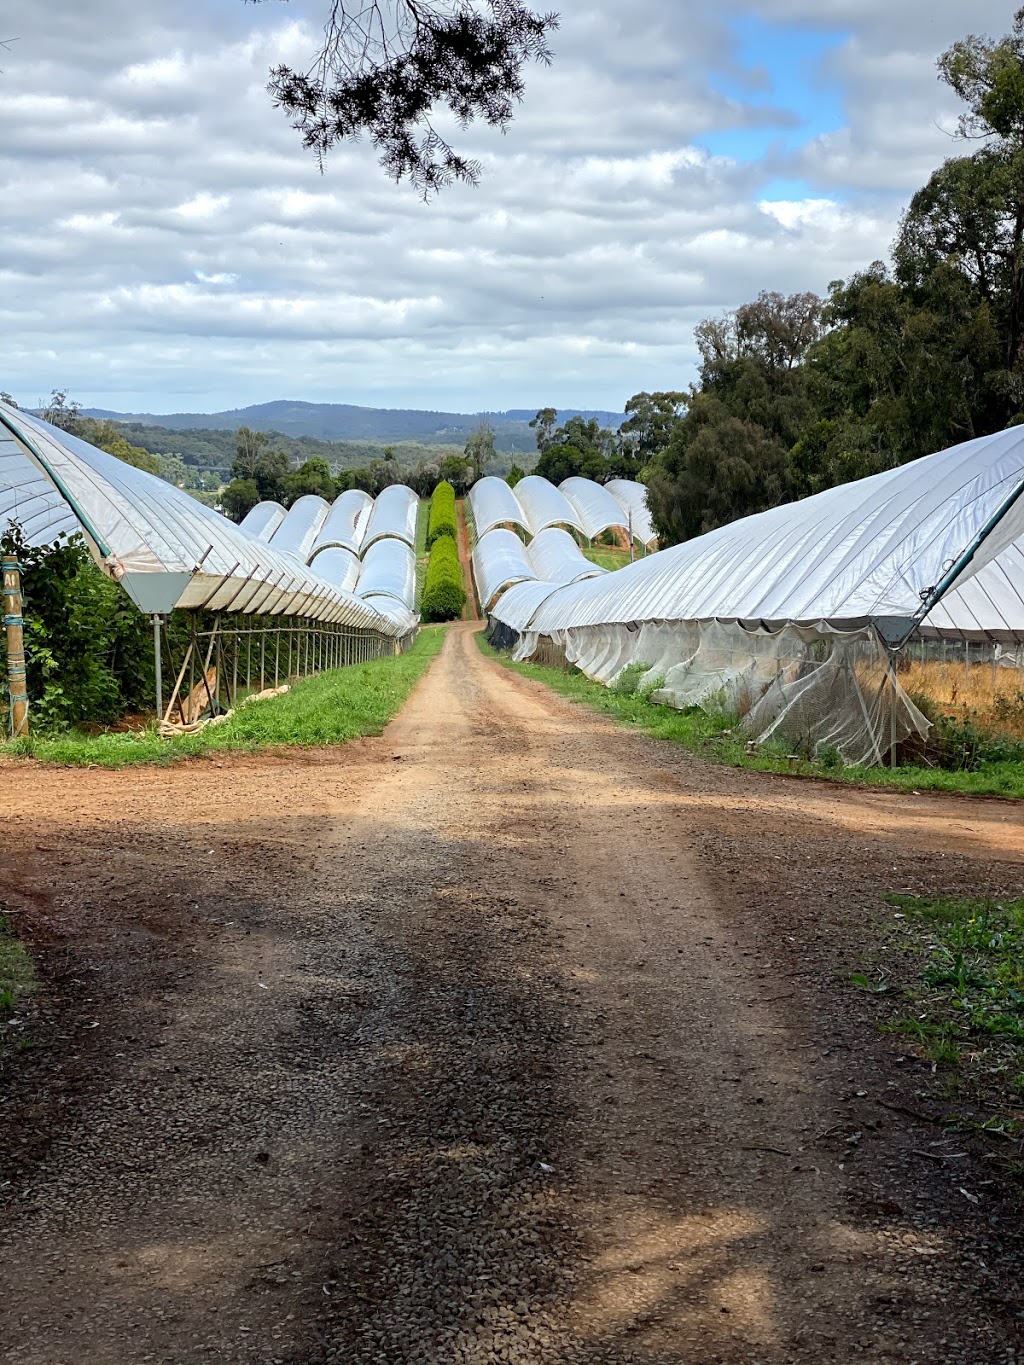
[{"x1": 1, "y1": 622, "x2": 1023, "y2": 1364}]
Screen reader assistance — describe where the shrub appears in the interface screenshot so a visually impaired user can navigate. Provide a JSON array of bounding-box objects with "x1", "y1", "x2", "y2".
[
  {"x1": 907, "y1": 689, "x2": 1024, "y2": 770},
  {"x1": 612, "y1": 661, "x2": 650, "y2": 695},
  {"x1": 421, "y1": 536, "x2": 466, "y2": 622},
  {"x1": 1, "y1": 528, "x2": 156, "y2": 730},
  {"x1": 426, "y1": 480, "x2": 457, "y2": 548}
]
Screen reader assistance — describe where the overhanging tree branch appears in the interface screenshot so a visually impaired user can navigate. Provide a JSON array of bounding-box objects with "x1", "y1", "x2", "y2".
[{"x1": 247, "y1": 1, "x2": 558, "y2": 195}]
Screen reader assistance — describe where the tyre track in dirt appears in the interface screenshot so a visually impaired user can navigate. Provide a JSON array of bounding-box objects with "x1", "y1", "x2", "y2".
[{"x1": 0, "y1": 623, "x2": 1022, "y2": 1363}]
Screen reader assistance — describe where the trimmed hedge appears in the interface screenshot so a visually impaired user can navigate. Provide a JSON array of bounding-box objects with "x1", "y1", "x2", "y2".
[
  {"x1": 421, "y1": 535, "x2": 466, "y2": 622},
  {"x1": 427, "y1": 480, "x2": 457, "y2": 548}
]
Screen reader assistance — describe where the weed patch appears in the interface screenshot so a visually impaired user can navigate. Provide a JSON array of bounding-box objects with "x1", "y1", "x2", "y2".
[
  {"x1": 0, "y1": 917, "x2": 35, "y2": 1018},
  {"x1": 865, "y1": 894, "x2": 1024, "y2": 1145}
]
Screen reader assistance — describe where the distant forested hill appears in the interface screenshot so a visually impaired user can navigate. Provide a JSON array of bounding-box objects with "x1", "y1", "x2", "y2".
[
  {"x1": 81, "y1": 400, "x2": 625, "y2": 452},
  {"x1": 98, "y1": 424, "x2": 467, "y2": 479}
]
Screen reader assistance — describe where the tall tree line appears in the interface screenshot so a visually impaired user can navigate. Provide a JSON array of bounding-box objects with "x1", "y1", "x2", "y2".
[
  {"x1": 518, "y1": 12, "x2": 1024, "y2": 548},
  {"x1": 640, "y1": 11, "x2": 1024, "y2": 545}
]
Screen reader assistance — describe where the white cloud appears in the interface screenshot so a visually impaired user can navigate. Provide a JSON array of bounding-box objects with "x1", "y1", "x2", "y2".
[{"x1": 0, "y1": 0, "x2": 1015, "y2": 413}]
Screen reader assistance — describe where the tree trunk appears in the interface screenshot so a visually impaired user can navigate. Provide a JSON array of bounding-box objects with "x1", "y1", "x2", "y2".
[{"x1": 1008, "y1": 200, "x2": 1024, "y2": 371}]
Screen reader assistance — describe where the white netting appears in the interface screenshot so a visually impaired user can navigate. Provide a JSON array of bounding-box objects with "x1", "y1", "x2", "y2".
[{"x1": 546, "y1": 620, "x2": 931, "y2": 767}]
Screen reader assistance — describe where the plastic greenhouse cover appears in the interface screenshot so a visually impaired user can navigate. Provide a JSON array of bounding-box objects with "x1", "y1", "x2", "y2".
[
  {"x1": 238, "y1": 501, "x2": 287, "y2": 542},
  {"x1": 0, "y1": 422, "x2": 79, "y2": 546},
  {"x1": 310, "y1": 489, "x2": 373, "y2": 559},
  {"x1": 468, "y1": 477, "x2": 529, "y2": 537},
  {"x1": 472, "y1": 528, "x2": 537, "y2": 610},
  {"x1": 526, "y1": 527, "x2": 606, "y2": 585},
  {"x1": 361, "y1": 484, "x2": 419, "y2": 551},
  {"x1": 605, "y1": 480, "x2": 657, "y2": 546},
  {"x1": 309, "y1": 545, "x2": 361, "y2": 594},
  {"x1": 920, "y1": 539, "x2": 1024, "y2": 641},
  {"x1": 365, "y1": 598, "x2": 420, "y2": 636},
  {"x1": 558, "y1": 478, "x2": 629, "y2": 541},
  {"x1": 512, "y1": 476, "x2": 584, "y2": 537},
  {"x1": 268, "y1": 495, "x2": 330, "y2": 561},
  {"x1": 355, "y1": 537, "x2": 416, "y2": 609},
  {"x1": 508, "y1": 427, "x2": 1024, "y2": 639},
  {"x1": 0, "y1": 403, "x2": 404, "y2": 632},
  {"x1": 485, "y1": 577, "x2": 567, "y2": 631}
]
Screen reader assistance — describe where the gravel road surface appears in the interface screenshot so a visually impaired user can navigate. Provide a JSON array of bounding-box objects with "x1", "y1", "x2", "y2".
[{"x1": 1, "y1": 622, "x2": 1023, "y2": 1364}]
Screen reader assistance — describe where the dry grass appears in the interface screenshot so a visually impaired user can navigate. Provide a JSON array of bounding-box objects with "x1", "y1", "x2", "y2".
[{"x1": 902, "y1": 659, "x2": 1024, "y2": 741}]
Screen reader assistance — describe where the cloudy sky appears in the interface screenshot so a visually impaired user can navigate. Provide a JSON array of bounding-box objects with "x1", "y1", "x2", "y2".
[{"x1": 0, "y1": 0, "x2": 1013, "y2": 415}]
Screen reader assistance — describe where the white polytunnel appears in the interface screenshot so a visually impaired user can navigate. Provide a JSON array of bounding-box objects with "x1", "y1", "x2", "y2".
[
  {"x1": 512, "y1": 476, "x2": 584, "y2": 537},
  {"x1": 484, "y1": 577, "x2": 570, "y2": 662},
  {"x1": 0, "y1": 402, "x2": 406, "y2": 633},
  {"x1": 309, "y1": 545, "x2": 361, "y2": 594},
  {"x1": 309, "y1": 489, "x2": 373, "y2": 559},
  {"x1": 361, "y1": 484, "x2": 419, "y2": 552},
  {"x1": 472, "y1": 528, "x2": 537, "y2": 611},
  {"x1": 468, "y1": 476, "x2": 529, "y2": 537},
  {"x1": 605, "y1": 479, "x2": 658, "y2": 547},
  {"x1": 268, "y1": 494, "x2": 330, "y2": 561},
  {"x1": 486, "y1": 577, "x2": 567, "y2": 632},
  {"x1": 238, "y1": 500, "x2": 287, "y2": 543},
  {"x1": 355, "y1": 537, "x2": 417, "y2": 610},
  {"x1": 488, "y1": 426, "x2": 1024, "y2": 766},
  {"x1": 516, "y1": 428, "x2": 1024, "y2": 639},
  {"x1": 559, "y1": 478, "x2": 629, "y2": 542},
  {"x1": 367, "y1": 601, "x2": 419, "y2": 636},
  {"x1": 527, "y1": 527, "x2": 606, "y2": 585}
]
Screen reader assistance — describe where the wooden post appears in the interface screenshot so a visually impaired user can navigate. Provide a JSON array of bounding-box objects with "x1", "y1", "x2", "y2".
[{"x1": 2, "y1": 554, "x2": 29, "y2": 737}]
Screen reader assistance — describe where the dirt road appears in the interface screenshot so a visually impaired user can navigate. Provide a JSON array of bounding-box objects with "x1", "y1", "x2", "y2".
[{"x1": 2, "y1": 623, "x2": 1023, "y2": 1364}]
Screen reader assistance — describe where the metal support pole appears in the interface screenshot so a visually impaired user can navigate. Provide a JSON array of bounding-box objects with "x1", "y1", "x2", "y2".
[
  {"x1": 3, "y1": 554, "x2": 29, "y2": 737},
  {"x1": 887, "y1": 650, "x2": 899, "y2": 768},
  {"x1": 152, "y1": 614, "x2": 163, "y2": 721}
]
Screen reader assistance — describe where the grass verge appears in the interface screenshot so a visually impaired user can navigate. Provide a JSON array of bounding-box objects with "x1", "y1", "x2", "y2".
[
  {"x1": 581, "y1": 544, "x2": 655, "y2": 571},
  {"x1": 476, "y1": 632, "x2": 1024, "y2": 800},
  {"x1": 2, "y1": 626, "x2": 446, "y2": 769},
  {"x1": 415, "y1": 498, "x2": 430, "y2": 609},
  {"x1": 581, "y1": 545, "x2": 633, "y2": 571},
  {"x1": 854, "y1": 894, "x2": 1024, "y2": 1158}
]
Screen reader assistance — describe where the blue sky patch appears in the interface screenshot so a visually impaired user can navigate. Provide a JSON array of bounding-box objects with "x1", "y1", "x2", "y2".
[{"x1": 701, "y1": 16, "x2": 847, "y2": 168}]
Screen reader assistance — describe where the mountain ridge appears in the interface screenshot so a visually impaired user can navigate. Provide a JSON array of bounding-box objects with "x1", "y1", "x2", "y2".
[{"x1": 81, "y1": 399, "x2": 627, "y2": 451}]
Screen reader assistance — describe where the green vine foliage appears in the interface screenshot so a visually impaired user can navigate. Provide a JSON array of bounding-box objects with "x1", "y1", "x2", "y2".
[
  {"x1": 420, "y1": 536, "x2": 466, "y2": 622},
  {"x1": 426, "y1": 480, "x2": 458, "y2": 547},
  {"x1": 1, "y1": 526, "x2": 155, "y2": 730}
]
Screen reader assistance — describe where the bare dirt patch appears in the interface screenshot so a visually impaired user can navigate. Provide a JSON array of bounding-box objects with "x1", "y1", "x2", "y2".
[{"x1": 1, "y1": 623, "x2": 1022, "y2": 1363}]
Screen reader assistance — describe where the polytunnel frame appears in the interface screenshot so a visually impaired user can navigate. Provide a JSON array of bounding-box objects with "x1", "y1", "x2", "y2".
[
  {"x1": 155, "y1": 611, "x2": 411, "y2": 735},
  {"x1": 0, "y1": 407, "x2": 419, "y2": 734}
]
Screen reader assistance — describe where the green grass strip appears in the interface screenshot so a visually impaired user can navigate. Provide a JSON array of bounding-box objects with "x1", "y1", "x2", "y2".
[
  {"x1": 414, "y1": 497, "x2": 430, "y2": 608},
  {"x1": 476, "y1": 632, "x2": 1024, "y2": 800},
  {"x1": 415, "y1": 496, "x2": 430, "y2": 557},
  {"x1": 581, "y1": 545, "x2": 634, "y2": 571},
  {"x1": 3, "y1": 626, "x2": 447, "y2": 769}
]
